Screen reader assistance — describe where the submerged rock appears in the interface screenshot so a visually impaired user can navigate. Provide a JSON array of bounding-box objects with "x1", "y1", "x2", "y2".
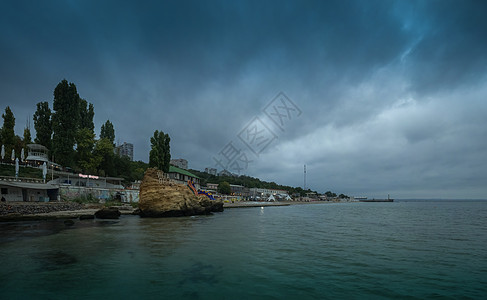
[
  {"x1": 64, "y1": 219, "x2": 75, "y2": 226},
  {"x1": 94, "y1": 208, "x2": 121, "y2": 219},
  {"x1": 138, "y1": 168, "x2": 224, "y2": 218},
  {"x1": 79, "y1": 214, "x2": 95, "y2": 220}
]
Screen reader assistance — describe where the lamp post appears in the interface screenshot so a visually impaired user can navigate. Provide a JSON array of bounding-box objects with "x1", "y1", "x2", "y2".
[
  {"x1": 15, "y1": 158, "x2": 19, "y2": 179},
  {"x1": 42, "y1": 162, "x2": 47, "y2": 183}
]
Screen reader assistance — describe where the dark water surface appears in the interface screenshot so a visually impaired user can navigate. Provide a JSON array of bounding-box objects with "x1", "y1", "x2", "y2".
[{"x1": 1, "y1": 200, "x2": 486, "y2": 299}]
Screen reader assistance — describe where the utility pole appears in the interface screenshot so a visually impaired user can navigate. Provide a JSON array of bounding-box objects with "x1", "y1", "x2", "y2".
[{"x1": 304, "y1": 164, "x2": 307, "y2": 190}]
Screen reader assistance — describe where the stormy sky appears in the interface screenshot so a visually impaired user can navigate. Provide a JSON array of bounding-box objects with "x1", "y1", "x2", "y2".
[{"x1": 1, "y1": 0, "x2": 486, "y2": 199}]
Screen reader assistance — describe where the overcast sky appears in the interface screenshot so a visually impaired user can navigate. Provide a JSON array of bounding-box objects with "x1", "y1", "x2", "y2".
[{"x1": 1, "y1": 0, "x2": 486, "y2": 199}]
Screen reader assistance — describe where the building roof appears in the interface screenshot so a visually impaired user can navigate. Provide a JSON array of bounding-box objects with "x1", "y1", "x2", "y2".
[
  {"x1": 168, "y1": 166, "x2": 199, "y2": 179},
  {"x1": 27, "y1": 144, "x2": 49, "y2": 151},
  {"x1": 0, "y1": 180, "x2": 58, "y2": 190}
]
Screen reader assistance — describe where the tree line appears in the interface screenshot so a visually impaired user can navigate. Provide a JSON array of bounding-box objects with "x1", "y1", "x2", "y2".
[
  {"x1": 188, "y1": 169, "x2": 321, "y2": 197},
  {"x1": 0, "y1": 79, "x2": 149, "y2": 183},
  {"x1": 1, "y1": 79, "x2": 334, "y2": 195}
]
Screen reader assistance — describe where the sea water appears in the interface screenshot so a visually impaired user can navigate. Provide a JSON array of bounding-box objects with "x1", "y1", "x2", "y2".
[{"x1": 0, "y1": 200, "x2": 486, "y2": 299}]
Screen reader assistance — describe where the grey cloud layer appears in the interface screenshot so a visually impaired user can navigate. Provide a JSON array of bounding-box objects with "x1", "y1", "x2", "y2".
[{"x1": 1, "y1": 0, "x2": 486, "y2": 198}]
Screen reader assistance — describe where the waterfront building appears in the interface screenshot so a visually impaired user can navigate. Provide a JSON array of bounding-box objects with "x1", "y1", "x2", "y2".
[
  {"x1": 25, "y1": 144, "x2": 49, "y2": 166},
  {"x1": 207, "y1": 183, "x2": 218, "y2": 190},
  {"x1": 0, "y1": 178, "x2": 58, "y2": 202},
  {"x1": 230, "y1": 184, "x2": 250, "y2": 197},
  {"x1": 116, "y1": 142, "x2": 134, "y2": 161},
  {"x1": 167, "y1": 165, "x2": 200, "y2": 189},
  {"x1": 170, "y1": 158, "x2": 188, "y2": 170},
  {"x1": 249, "y1": 188, "x2": 290, "y2": 199},
  {"x1": 51, "y1": 173, "x2": 123, "y2": 189}
]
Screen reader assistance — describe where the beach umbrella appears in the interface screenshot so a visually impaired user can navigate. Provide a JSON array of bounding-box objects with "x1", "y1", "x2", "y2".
[
  {"x1": 11, "y1": 149, "x2": 15, "y2": 161},
  {"x1": 42, "y1": 162, "x2": 47, "y2": 183},
  {"x1": 1, "y1": 145, "x2": 4, "y2": 160},
  {"x1": 15, "y1": 158, "x2": 19, "y2": 178},
  {"x1": 20, "y1": 148, "x2": 25, "y2": 161}
]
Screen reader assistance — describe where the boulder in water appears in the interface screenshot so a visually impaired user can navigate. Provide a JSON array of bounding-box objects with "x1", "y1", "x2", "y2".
[{"x1": 94, "y1": 208, "x2": 121, "y2": 219}]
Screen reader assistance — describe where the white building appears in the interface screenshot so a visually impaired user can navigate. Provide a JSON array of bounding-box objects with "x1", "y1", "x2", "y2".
[
  {"x1": 0, "y1": 179, "x2": 58, "y2": 202},
  {"x1": 116, "y1": 142, "x2": 134, "y2": 161},
  {"x1": 205, "y1": 167, "x2": 217, "y2": 175},
  {"x1": 249, "y1": 188, "x2": 289, "y2": 198},
  {"x1": 25, "y1": 144, "x2": 49, "y2": 165}
]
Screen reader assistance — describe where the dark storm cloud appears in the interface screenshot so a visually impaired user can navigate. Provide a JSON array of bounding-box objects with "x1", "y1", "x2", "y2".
[
  {"x1": 1, "y1": 0, "x2": 486, "y2": 198},
  {"x1": 404, "y1": 0, "x2": 487, "y2": 94}
]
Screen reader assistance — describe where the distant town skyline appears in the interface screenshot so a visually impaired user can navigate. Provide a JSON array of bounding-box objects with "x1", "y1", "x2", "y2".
[{"x1": 2, "y1": 0, "x2": 487, "y2": 199}]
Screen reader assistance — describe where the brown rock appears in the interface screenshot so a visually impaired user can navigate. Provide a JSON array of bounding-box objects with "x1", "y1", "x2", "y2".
[
  {"x1": 138, "y1": 168, "x2": 224, "y2": 217},
  {"x1": 94, "y1": 208, "x2": 121, "y2": 219}
]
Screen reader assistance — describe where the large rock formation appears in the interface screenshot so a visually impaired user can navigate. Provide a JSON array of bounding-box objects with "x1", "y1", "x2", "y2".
[{"x1": 138, "y1": 168, "x2": 223, "y2": 217}]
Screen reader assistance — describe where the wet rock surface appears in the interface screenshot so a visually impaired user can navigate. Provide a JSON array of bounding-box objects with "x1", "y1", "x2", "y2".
[{"x1": 94, "y1": 208, "x2": 121, "y2": 219}]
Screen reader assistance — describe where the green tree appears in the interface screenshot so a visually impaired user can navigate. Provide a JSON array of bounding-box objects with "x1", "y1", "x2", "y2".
[
  {"x1": 52, "y1": 79, "x2": 81, "y2": 167},
  {"x1": 218, "y1": 181, "x2": 231, "y2": 195},
  {"x1": 22, "y1": 127, "x2": 32, "y2": 157},
  {"x1": 113, "y1": 155, "x2": 131, "y2": 178},
  {"x1": 23, "y1": 127, "x2": 32, "y2": 145},
  {"x1": 75, "y1": 98, "x2": 95, "y2": 172},
  {"x1": 33, "y1": 101, "x2": 52, "y2": 149},
  {"x1": 79, "y1": 99, "x2": 95, "y2": 132},
  {"x1": 1, "y1": 106, "x2": 16, "y2": 158},
  {"x1": 76, "y1": 128, "x2": 96, "y2": 172},
  {"x1": 93, "y1": 138, "x2": 115, "y2": 176},
  {"x1": 149, "y1": 130, "x2": 171, "y2": 172},
  {"x1": 100, "y1": 120, "x2": 115, "y2": 145},
  {"x1": 325, "y1": 191, "x2": 337, "y2": 198},
  {"x1": 131, "y1": 160, "x2": 148, "y2": 181}
]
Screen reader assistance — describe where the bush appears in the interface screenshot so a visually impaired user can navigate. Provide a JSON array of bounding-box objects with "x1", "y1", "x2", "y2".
[{"x1": 71, "y1": 194, "x2": 98, "y2": 204}]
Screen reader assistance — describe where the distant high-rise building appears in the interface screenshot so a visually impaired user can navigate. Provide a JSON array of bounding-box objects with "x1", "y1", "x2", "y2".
[
  {"x1": 170, "y1": 158, "x2": 188, "y2": 170},
  {"x1": 116, "y1": 142, "x2": 134, "y2": 161},
  {"x1": 205, "y1": 167, "x2": 217, "y2": 175}
]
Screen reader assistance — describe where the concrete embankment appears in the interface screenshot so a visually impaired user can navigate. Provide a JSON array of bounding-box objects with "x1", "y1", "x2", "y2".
[
  {"x1": 0, "y1": 202, "x2": 135, "y2": 222},
  {"x1": 223, "y1": 200, "x2": 344, "y2": 208},
  {"x1": 224, "y1": 202, "x2": 291, "y2": 208}
]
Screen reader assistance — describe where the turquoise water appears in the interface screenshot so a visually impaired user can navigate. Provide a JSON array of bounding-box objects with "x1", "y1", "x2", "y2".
[{"x1": 1, "y1": 201, "x2": 486, "y2": 299}]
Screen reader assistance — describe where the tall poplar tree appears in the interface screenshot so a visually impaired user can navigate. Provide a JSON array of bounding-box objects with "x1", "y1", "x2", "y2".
[
  {"x1": 100, "y1": 120, "x2": 115, "y2": 145},
  {"x1": 33, "y1": 101, "x2": 52, "y2": 149},
  {"x1": 51, "y1": 79, "x2": 81, "y2": 167},
  {"x1": 76, "y1": 98, "x2": 95, "y2": 171},
  {"x1": 1, "y1": 106, "x2": 16, "y2": 158},
  {"x1": 79, "y1": 99, "x2": 95, "y2": 132},
  {"x1": 23, "y1": 127, "x2": 32, "y2": 145},
  {"x1": 23, "y1": 127, "x2": 32, "y2": 157},
  {"x1": 149, "y1": 130, "x2": 171, "y2": 172}
]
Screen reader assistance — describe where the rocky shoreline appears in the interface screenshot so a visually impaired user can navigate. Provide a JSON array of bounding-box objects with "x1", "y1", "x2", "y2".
[
  {"x1": 0, "y1": 202, "x2": 84, "y2": 216},
  {"x1": 0, "y1": 202, "x2": 136, "y2": 222}
]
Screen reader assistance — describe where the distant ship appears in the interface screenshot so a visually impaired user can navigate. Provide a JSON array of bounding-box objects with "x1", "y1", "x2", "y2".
[{"x1": 358, "y1": 195, "x2": 394, "y2": 202}]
